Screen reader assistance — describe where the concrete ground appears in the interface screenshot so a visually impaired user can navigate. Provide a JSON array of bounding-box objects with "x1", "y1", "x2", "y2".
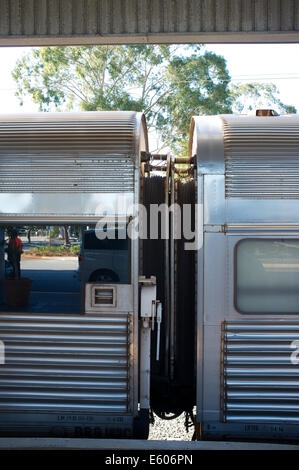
[
  {"x1": 0, "y1": 437, "x2": 298, "y2": 450},
  {"x1": 1, "y1": 257, "x2": 82, "y2": 314}
]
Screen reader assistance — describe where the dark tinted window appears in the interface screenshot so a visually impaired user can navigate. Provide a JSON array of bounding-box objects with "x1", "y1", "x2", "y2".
[{"x1": 84, "y1": 230, "x2": 129, "y2": 251}]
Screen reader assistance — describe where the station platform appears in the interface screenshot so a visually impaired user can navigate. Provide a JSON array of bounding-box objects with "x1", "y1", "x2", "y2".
[{"x1": 0, "y1": 438, "x2": 298, "y2": 450}]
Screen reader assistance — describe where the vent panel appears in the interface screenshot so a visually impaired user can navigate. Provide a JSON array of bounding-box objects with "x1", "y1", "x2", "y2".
[
  {"x1": 0, "y1": 313, "x2": 130, "y2": 414},
  {"x1": 93, "y1": 288, "x2": 115, "y2": 307},
  {"x1": 223, "y1": 322, "x2": 299, "y2": 423},
  {"x1": 0, "y1": 112, "x2": 138, "y2": 193},
  {"x1": 223, "y1": 117, "x2": 299, "y2": 199}
]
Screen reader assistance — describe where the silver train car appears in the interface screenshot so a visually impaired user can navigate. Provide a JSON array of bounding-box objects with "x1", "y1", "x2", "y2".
[
  {"x1": 3, "y1": 109, "x2": 299, "y2": 442},
  {"x1": 0, "y1": 111, "x2": 159, "y2": 438},
  {"x1": 191, "y1": 112, "x2": 299, "y2": 441}
]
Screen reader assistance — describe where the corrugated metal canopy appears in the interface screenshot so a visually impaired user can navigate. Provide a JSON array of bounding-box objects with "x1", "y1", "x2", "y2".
[{"x1": 0, "y1": 0, "x2": 299, "y2": 46}]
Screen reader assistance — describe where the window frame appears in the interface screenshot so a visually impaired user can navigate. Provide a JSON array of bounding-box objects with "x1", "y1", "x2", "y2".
[
  {"x1": 234, "y1": 237, "x2": 299, "y2": 315},
  {"x1": 81, "y1": 225, "x2": 132, "y2": 285}
]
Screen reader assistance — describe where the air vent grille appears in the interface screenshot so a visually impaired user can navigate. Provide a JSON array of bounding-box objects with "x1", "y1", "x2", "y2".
[
  {"x1": 93, "y1": 287, "x2": 115, "y2": 307},
  {"x1": 223, "y1": 321, "x2": 299, "y2": 423},
  {"x1": 0, "y1": 112, "x2": 138, "y2": 193},
  {"x1": 223, "y1": 117, "x2": 299, "y2": 199}
]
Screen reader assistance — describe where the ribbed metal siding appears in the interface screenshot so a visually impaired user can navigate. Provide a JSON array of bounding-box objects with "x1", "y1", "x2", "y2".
[
  {"x1": 223, "y1": 321, "x2": 299, "y2": 423},
  {"x1": 223, "y1": 116, "x2": 299, "y2": 199},
  {"x1": 0, "y1": 313, "x2": 130, "y2": 413},
  {"x1": 0, "y1": 112, "x2": 137, "y2": 193},
  {"x1": 0, "y1": 0, "x2": 299, "y2": 44}
]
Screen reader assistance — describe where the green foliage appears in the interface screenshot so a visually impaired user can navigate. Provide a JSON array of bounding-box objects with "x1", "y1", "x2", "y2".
[
  {"x1": 12, "y1": 45, "x2": 297, "y2": 155},
  {"x1": 158, "y1": 49, "x2": 233, "y2": 153},
  {"x1": 69, "y1": 244, "x2": 80, "y2": 256},
  {"x1": 26, "y1": 244, "x2": 80, "y2": 257},
  {"x1": 230, "y1": 82, "x2": 297, "y2": 115},
  {"x1": 3, "y1": 226, "x2": 16, "y2": 238},
  {"x1": 49, "y1": 226, "x2": 59, "y2": 238},
  {"x1": 12, "y1": 45, "x2": 232, "y2": 154},
  {"x1": 13, "y1": 45, "x2": 171, "y2": 114}
]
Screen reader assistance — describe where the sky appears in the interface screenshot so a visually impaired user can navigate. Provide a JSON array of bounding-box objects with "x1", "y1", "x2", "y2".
[
  {"x1": 0, "y1": 43, "x2": 298, "y2": 113},
  {"x1": 204, "y1": 43, "x2": 299, "y2": 112}
]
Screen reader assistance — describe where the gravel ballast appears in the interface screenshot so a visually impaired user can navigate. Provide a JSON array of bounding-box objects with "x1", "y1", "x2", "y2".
[{"x1": 148, "y1": 412, "x2": 194, "y2": 441}]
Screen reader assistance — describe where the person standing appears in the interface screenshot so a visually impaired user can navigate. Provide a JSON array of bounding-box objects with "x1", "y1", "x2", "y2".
[{"x1": 8, "y1": 230, "x2": 23, "y2": 280}]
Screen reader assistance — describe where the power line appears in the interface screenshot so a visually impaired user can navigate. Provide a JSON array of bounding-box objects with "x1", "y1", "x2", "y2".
[
  {"x1": 230, "y1": 75, "x2": 299, "y2": 81},
  {"x1": 0, "y1": 73, "x2": 299, "y2": 95}
]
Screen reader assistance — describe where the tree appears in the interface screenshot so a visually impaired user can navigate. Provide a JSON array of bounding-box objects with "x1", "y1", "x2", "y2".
[
  {"x1": 157, "y1": 49, "x2": 233, "y2": 153},
  {"x1": 12, "y1": 45, "x2": 296, "y2": 155},
  {"x1": 230, "y1": 82, "x2": 297, "y2": 115},
  {"x1": 12, "y1": 45, "x2": 232, "y2": 154},
  {"x1": 24, "y1": 225, "x2": 40, "y2": 243},
  {"x1": 62, "y1": 226, "x2": 70, "y2": 247}
]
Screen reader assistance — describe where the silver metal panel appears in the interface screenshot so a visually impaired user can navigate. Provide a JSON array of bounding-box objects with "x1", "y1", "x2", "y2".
[
  {"x1": 189, "y1": 116, "x2": 224, "y2": 175},
  {"x1": 0, "y1": 0, "x2": 299, "y2": 45},
  {"x1": 223, "y1": 116, "x2": 299, "y2": 199},
  {"x1": 0, "y1": 193, "x2": 134, "y2": 222},
  {"x1": 0, "y1": 157, "x2": 135, "y2": 193},
  {"x1": 85, "y1": 284, "x2": 133, "y2": 313},
  {"x1": 223, "y1": 321, "x2": 299, "y2": 424},
  {"x1": 198, "y1": 229, "x2": 299, "y2": 439},
  {"x1": 202, "y1": 324, "x2": 222, "y2": 422},
  {"x1": 0, "y1": 112, "x2": 139, "y2": 155},
  {"x1": 0, "y1": 111, "x2": 146, "y2": 220},
  {"x1": 0, "y1": 312, "x2": 131, "y2": 414},
  {"x1": 0, "y1": 112, "x2": 144, "y2": 434},
  {"x1": 131, "y1": 144, "x2": 141, "y2": 415},
  {"x1": 196, "y1": 175, "x2": 204, "y2": 424},
  {"x1": 194, "y1": 115, "x2": 299, "y2": 225},
  {"x1": 226, "y1": 199, "x2": 299, "y2": 224},
  {"x1": 196, "y1": 113, "x2": 299, "y2": 440},
  {"x1": 203, "y1": 175, "x2": 225, "y2": 225},
  {"x1": 199, "y1": 232, "x2": 226, "y2": 422},
  {"x1": 0, "y1": 112, "x2": 142, "y2": 194},
  {"x1": 203, "y1": 233, "x2": 226, "y2": 325}
]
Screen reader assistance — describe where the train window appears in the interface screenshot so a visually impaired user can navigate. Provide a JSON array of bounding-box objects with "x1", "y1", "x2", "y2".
[
  {"x1": 235, "y1": 239, "x2": 299, "y2": 314},
  {"x1": 81, "y1": 226, "x2": 131, "y2": 284}
]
